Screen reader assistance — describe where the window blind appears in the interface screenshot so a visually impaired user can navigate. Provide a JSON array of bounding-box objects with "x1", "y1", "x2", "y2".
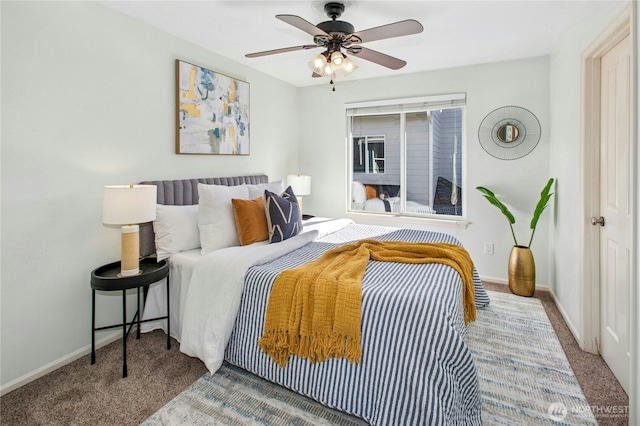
[{"x1": 345, "y1": 93, "x2": 466, "y2": 117}]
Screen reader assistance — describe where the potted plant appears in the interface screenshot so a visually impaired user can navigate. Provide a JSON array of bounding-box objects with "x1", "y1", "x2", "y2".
[{"x1": 476, "y1": 178, "x2": 554, "y2": 296}]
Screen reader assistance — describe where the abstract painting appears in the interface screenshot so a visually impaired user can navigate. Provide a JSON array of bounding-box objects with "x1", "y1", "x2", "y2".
[{"x1": 176, "y1": 60, "x2": 250, "y2": 155}]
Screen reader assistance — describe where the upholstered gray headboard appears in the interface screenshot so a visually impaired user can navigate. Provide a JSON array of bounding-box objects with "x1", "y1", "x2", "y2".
[{"x1": 138, "y1": 175, "x2": 268, "y2": 257}]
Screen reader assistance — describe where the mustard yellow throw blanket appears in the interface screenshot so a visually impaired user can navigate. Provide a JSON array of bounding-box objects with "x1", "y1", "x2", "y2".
[{"x1": 258, "y1": 240, "x2": 476, "y2": 368}]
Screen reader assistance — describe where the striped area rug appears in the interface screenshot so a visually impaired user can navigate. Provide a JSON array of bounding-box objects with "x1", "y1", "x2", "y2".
[
  {"x1": 141, "y1": 362, "x2": 366, "y2": 426},
  {"x1": 142, "y1": 290, "x2": 595, "y2": 425},
  {"x1": 467, "y1": 291, "x2": 596, "y2": 425}
]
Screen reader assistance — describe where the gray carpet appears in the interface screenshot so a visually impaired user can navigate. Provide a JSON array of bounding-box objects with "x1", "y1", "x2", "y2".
[
  {"x1": 141, "y1": 290, "x2": 596, "y2": 425},
  {"x1": 0, "y1": 285, "x2": 628, "y2": 425}
]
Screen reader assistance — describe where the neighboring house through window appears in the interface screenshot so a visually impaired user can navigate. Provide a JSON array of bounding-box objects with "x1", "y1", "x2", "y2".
[
  {"x1": 353, "y1": 135, "x2": 385, "y2": 174},
  {"x1": 347, "y1": 93, "x2": 465, "y2": 218}
]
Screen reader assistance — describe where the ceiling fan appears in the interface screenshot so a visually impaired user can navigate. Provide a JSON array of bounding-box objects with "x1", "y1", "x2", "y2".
[{"x1": 245, "y1": 2, "x2": 423, "y2": 90}]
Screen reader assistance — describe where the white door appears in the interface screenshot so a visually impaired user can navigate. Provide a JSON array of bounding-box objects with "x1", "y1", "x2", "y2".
[{"x1": 598, "y1": 33, "x2": 631, "y2": 394}]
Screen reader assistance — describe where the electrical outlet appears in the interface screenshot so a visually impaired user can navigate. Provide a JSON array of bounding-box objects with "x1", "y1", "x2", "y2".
[{"x1": 483, "y1": 242, "x2": 494, "y2": 255}]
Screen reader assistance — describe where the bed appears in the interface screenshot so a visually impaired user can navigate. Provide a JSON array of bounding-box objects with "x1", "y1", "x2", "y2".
[
  {"x1": 139, "y1": 175, "x2": 490, "y2": 425},
  {"x1": 351, "y1": 181, "x2": 435, "y2": 214}
]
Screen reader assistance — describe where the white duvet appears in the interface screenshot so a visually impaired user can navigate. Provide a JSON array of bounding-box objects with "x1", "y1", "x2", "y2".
[
  {"x1": 362, "y1": 197, "x2": 435, "y2": 214},
  {"x1": 163, "y1": 218, "x2": 354, "y2": 374}
]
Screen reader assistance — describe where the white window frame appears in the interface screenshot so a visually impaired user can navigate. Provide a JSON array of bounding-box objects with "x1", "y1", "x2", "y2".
[{"x1": 345, "y1": 93, "x2": 468, "y2": 227}]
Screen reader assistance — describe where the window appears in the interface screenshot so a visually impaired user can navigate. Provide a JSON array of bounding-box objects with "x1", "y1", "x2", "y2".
[
  {"x1": 347, "y1": 94, "x2": 465, "y2": 218},
  {"x1": 353, "y1": 135, "x2": 385, "y2": 174}
]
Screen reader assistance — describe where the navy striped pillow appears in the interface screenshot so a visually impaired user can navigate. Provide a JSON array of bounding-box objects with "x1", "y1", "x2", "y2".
[{"x1": 264, "y1": 186, "x2": 302, "y2": 243}]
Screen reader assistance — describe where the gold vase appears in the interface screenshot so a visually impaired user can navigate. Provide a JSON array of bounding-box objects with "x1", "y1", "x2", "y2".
[{"x1": 508, "y1": 246, "x2": 535, "y2": 297}]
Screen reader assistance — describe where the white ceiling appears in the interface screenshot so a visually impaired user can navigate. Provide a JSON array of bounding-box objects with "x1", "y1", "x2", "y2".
[{"x1": 101, "y1": 0, "x2": 611, "y2": 87}]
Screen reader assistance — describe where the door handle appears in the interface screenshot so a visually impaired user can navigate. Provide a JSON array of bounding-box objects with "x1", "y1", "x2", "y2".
[{"x1": 591, "y1": 216, "x2": 605, "y2": 226}]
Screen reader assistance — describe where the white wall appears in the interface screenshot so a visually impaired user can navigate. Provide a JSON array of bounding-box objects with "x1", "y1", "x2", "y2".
[
  {"x1": 548, "y1": 1, "x2": 629, "y2": 346},
  {"x1": 0, "y1": 1, "x2": 300, "y2": 387},
  {"x1": 634, "y1": 2, "x2": 639, "y2": 421},
  {"x1": 298, "y1": 56, "x2": 552, "y2": 283}
]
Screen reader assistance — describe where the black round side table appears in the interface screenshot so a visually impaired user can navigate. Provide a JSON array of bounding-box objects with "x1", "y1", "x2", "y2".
[{"x1": 90, "y1": 257, "x2": 170, "y2": 378}]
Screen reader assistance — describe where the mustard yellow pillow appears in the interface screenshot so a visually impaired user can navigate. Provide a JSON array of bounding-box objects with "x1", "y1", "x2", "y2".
[
  {"x1": 231, "y1": 197, "x2": 269, "y2": 246},
  {"x1": 365, "y1": 185, "x2": 377, "y2": 200}
]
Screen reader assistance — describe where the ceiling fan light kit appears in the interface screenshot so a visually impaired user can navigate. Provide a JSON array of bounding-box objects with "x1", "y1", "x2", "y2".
[
  {"x1": 308, "y1": 50, "x2": 358, "y2": 80},
  {"x1": 246, "y1": 2, "x2": 423, "y2": 91}
]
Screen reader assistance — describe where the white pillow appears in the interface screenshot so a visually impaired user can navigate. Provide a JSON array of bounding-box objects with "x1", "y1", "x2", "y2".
[
  {"x1": 153, "y1": 204, "x2": 200, "y2": 261},
  {"x1": 352, "y1": 181, "x2": 366, "y2": 203},
  {"x1": 198, "y1": 183, "x2": 250, "y2": 255},
  {"x1": 246, "y1": 180, "x2": 284, "y2": 199}
]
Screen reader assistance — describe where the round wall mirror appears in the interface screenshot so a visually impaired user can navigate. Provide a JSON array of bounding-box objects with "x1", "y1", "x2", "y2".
[
  {"x1": 478, "y1": 106, "x2": 541, "y2": 160},
  {"x1": 497, "y1": 124, "x2": 519, "y2": 143}
]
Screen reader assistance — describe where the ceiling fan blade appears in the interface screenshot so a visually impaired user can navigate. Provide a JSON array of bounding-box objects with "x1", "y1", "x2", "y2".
[
  {"x1": 276, "y1": 14, "x2": 329, "y2": 38},
  {"x1": 245, "y1": 45, "x2": 319, "y2": 58},
  {"x1": 347, "y1": 19, "x2": 423, "y2": 44},
  {"x1": 347, "y1": 46, "x2": 406, "y2": 70}
]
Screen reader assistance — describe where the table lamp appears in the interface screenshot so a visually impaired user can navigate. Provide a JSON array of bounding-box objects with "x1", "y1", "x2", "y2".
[
  {"x1": 286, "y1": 174, "x2": 311, "y2": 215},
  {"x1": 103, "y1": 184, "x2": 157, "y2": 277}
]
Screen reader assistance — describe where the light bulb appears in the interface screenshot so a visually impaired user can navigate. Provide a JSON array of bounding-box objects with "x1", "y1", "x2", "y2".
[
  {"x1": 323, "y1": 63, "x2": 333, "y2": 76},
  {"x1": 344, "y1": 60, "x2": 353, "y2": 72},
  {"x1": 342, "y1": 57, "x2": 358, "y2": 76},
  {"x1": 312, "y1": 55, "x2": 326, "y2": 68},
  {"x1": 330, "y1": 51, "x2": 344, "y2": 66}
]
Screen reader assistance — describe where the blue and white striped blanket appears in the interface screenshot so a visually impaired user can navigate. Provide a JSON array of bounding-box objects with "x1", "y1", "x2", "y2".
[{"x1": 225, "y1": 223, "x2": 490, "y2": 425}]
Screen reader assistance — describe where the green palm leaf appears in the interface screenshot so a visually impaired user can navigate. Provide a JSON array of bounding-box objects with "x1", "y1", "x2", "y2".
[
  {"x1": 476, "y1": 186, "x2": 518, "y2": 245},
  {"x1": 528, "y1": 178, "x2": 555, "y2": 247},
  {"x1": 476, "y1": 186, "x2": 516, "y2": 224},
  {"x1": 477, "y1": 179, "x2": 555, "y2": 248},
  {"x1": 530, "y1": 178, "x2": 554, "y2": 230}
]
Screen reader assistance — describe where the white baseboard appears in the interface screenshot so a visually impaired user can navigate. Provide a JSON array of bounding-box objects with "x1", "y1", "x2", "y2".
[
  {"x1": 479, "y1": 275, "x2": 550, "y2": 292},
  {"x1": 480, "y1": 275, "x2": 508, "y2": 285},
  {"x1": 547, "y1": 289, "x2": 584, "y2": 348},
  {"x1": 0, "y1": 331, "x2": 122, "y2": 396}
]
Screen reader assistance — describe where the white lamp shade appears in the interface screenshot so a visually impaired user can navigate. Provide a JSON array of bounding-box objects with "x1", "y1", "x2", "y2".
[
  {"x1": 286, "y1": 175, "x2": 311, "y2": 197},
  {"x1": 103, "y1": 185, "x2": 157, "y2": 225}
]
